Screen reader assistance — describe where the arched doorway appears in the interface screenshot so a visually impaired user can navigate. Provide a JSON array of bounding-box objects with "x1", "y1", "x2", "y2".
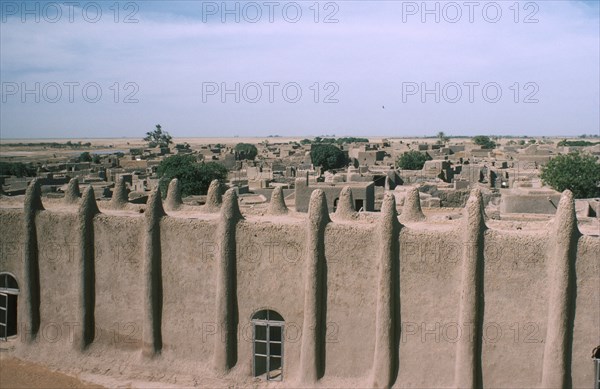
[
  {"x1": 252, "y1": 309, "x2": 284, "y2": 381},
  {"x1": 0, "y1": 273, "x2": 19, "y2": 340}
]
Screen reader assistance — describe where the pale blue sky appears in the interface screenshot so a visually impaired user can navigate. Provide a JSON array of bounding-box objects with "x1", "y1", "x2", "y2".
[{"x1": 0, "y1": 0, "x2": 598, "y2": 139}]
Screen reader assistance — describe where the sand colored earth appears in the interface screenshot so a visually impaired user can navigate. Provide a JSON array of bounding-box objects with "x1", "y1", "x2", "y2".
[{"x1": 0, "y1": 357, "x2": 104, "y2": 389}]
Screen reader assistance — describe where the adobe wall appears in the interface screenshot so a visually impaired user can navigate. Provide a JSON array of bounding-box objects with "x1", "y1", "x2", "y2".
[
  {"x1": 0, "y1": 180, "x2": 598, "y2": 388},
  {"x1": 500, "y1": 191, "x2": 563, "y2": 214},
  {"x1": 295, "y1": 178, "x2": 375, "y2": 212}
]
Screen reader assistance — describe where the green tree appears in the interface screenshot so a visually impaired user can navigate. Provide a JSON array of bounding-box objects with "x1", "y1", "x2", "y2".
[
  {"x1": 0, "y1": 162, "x2": 36, "y2": 177},
  {"x1": 541, "y1": 152, "x2": 600, "y2": 199},
  {"x1": 310, "y1": 144, "x2": 347, "y2": 172},
  {"x1": 144, "y1": 124, "x2": 173, "y2": 148},
  {"x1": 473, "y1": 135, "x2": 496, "y2": 149},
  {"x1": 78, "y1": 152, "x2": 92, "y2": 162},
  {"x1": 557, "y1": 139, "x2": 599, "y2": 147},
  {"x1": 156, "y1": 154, "x2": 228, "y2": 197},
  {"x1": 234, "y1": 143, "x2": 258, "y2": 160},
  {"x1": 436, "y1": 131, "x2": 450, "y2": 145},
  {"x1": 335, "y1": 137, "x2": 369, "y2": 145},
  {"x1": 396, "y1": 150, "x2": 432, "y2": 170}
]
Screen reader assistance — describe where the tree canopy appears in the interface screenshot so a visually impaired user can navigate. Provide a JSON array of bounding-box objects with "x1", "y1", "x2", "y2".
[
  {"x1": 540, "y1": 152, "x2": 600, "y2": 199},
  {"x1": 0, "y1": 162, "x2": 36, "y2": 177},
  {"x1": 302, "y1": 137, "x2": 369, "y2": 145},
  {"x1": 234, "y1": 143, "x2": 258, "y2": 160},
  {"x1": 436, "y1": 131, "x2": 450, "y2": 145},
  {"x1": 396, "y1": 150, "x2": 432, "y2": 170},
  {"x1": 78, "y1": 152, "x2": 92, "y2": 162},
  {"x1": 144, "y1": 124, "x2": 173, "y2": 148},
  {"x1": 557, "y1": 139, "x2": 600, "y2": 147},
  {"x1": 310, "y1": 144, "x2": 347, "y2": 171},
  {"x1": 472, "y1": 135, "x2": 496, "y2": 149},
  {"x1": 156, "y1": 154, "x2": 228, "y2": 197}
]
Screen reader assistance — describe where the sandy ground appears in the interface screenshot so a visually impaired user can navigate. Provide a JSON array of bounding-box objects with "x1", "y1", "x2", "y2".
[
  {"x1": 1, "y1": 136, "x2": 570, "y2": 159},
  {"x1": 0, "y1": 357, "x2": 104, "y2": 389},
  {"x1": 1, "y1": 136, "x2": 380, "y2": 147}
]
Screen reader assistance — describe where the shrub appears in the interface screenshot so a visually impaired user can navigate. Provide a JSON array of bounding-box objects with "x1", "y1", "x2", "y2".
[
  {"x1": 310, "y1": 144, "x2": 347, "y2": 171},
  {"x1": 234, "y1": 143, "x2": 258, "y2": 160},
  {"x1": 473, "y1": 135, "x2": 496, "y2": 149},
  {"x1": 541, "y1": 152, "x2": 600, "y2": 198},
  {"x1": 157, "y1": 154, "x2": 228, "y2": 197},
  {"x1": 396, "y1": 150, "x2": 432, "y2": 170}
]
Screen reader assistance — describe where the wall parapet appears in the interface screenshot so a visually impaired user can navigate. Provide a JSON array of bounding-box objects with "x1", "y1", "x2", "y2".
[{"x1": 0, "y1": 183, "x2": 598, "y2": 388}]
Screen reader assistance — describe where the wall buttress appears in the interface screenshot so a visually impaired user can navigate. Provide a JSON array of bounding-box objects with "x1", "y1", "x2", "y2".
[
  {"x1": 77, "y1": 186, "x2": 99, "y2": 350},
  {"x1": 299, "y1": 189, "x2": 329, "y2": 385},
  {"x1": 541, "y1": 190, "x2": 579, "y2": 388},
  {"x1": 371, "y1": 193, "x2": 400, "y2": 389},
  {"x1": 454, "y1": 188, "x2": 485, "y2": 389},
  {"x1": 23, "y1": 179, "x2": 43, "y2": 342},
  {"x1": 143, "y1": 188, "x2": 164, "y2": 357},
  {"x1": 212, "y1": 188, "x2": 242, "y2": 372}
]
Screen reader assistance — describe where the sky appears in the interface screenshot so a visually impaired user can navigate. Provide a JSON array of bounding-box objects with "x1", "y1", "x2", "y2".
[{"x1": 0, "y1": 0, "x2": 599, "y2": 139}]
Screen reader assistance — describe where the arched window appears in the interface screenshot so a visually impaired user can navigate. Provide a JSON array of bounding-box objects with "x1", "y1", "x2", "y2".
[
  {"x1": 252, "y1": 309, "x2": 284, "y2": 381},
  {"x1": 0, "y1": 273, "x2": 19, "y2": 340}
]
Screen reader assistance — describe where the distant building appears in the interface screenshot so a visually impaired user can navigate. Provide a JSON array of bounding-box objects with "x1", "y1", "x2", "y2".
[{"x1": 294, "y1": 176, "x2": 374, "y2": 212}]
